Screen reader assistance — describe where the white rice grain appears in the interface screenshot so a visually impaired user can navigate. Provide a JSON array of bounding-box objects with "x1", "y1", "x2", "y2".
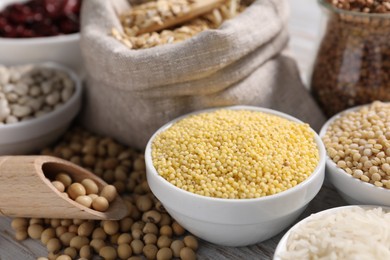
[{"x1": 280, "y1": 207, "x2": 390, "y2": 260}]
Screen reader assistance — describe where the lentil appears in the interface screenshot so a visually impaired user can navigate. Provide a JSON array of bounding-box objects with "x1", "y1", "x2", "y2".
[
  {"x1": 0, "y1": 65, "x2": 75, "y2": 124},
  {"x1": 311, "y1": 1, "x2": 390, "y2": 116},
  {"x1": 10, "y1": 127, "x2": 199, "y2": 259},
  {"x1": 152, "y1": 109, "x2": 319, "y2": 199},
  {"x1": 323, "y1": 102, "x2": 390, "y2": 188},
  {"x1": 112, "y1": 0, "x2": 248, "y2": 49}
]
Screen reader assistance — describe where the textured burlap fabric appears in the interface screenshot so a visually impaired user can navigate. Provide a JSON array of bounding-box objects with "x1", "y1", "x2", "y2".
[{"x1": 80, "y1": 0, "x2": 325, "y2": 150}]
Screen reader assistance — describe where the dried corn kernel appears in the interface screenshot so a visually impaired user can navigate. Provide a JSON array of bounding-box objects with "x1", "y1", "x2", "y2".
[{"x1": 152, "y1": 109, "x2": 319, "y2": 199}]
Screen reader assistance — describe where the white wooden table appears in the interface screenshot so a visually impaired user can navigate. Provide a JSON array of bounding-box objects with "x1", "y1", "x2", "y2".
[{"x1": 0, "y1": 1, "x2": 342, "y2": 259}]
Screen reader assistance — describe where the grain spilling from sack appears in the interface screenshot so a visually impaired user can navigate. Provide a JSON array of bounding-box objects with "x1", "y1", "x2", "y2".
[{"x1": 112, "y1": 0, "x2": 248, "y2": 49}]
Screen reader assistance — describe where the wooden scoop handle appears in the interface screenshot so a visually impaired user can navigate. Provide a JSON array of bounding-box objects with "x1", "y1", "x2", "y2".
[
  {"x1": 136, "y1": 0, "x2": 224, "y2": 35},
  {"x1": 0, "y1": 156, "x2": 127, "y2": 220}
]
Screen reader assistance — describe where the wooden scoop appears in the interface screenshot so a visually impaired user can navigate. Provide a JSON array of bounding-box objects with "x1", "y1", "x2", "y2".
[
  {"x1": 136, "y1": 0, "x2": 225, "y2": 35},
  {"x1": 0, "y1": 156, "x2": 128, "y2": 220}
]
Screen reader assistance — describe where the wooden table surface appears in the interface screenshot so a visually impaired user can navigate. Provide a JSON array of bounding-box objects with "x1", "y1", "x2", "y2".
[{"x1": 0, "y1": 1, "x2": 339, "y2": 259}]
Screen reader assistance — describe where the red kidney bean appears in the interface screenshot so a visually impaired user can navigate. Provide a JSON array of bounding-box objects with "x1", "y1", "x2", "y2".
[{"x1": 0, "y1": 0, "x2": 81, "y2": 38}]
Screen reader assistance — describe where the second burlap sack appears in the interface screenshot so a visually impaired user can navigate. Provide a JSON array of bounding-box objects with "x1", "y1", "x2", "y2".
[{"x1": 80, "y1": 0, "x2": 325, "y2": 150}]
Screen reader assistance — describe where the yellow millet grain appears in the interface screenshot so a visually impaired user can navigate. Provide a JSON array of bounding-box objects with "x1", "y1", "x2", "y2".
[
  {"x1": 152, "y1": 109, "x2": 319, "y2": 199},
  {"x1": 323, "y1": 101, "x2": 390, "y2": 189}
]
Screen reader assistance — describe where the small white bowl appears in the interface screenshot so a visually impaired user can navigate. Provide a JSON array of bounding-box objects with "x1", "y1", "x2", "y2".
[
  {"x1": 319, "y1": 105, "x2": 390, "y2": 207},
  {"x1": 0, "y1": 62, "x2": 82, "y2": 155},
  {"x1": 273, "y1": 205, "x2": 390, "y2": 260},
  {"x1": 145, "y1": 106, "x2": 326, "y2": 247},
  {"x1": 0, "y1": 0, "x2": 82, "y2": 74}
]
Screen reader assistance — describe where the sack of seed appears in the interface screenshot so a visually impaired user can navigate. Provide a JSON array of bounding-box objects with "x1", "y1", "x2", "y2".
[{"x1": 80, "y1": 0, "x2": 325, "y2": 150}]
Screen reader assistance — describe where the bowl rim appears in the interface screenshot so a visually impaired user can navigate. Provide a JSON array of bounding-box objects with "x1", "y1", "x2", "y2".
[
  {"x1": 145, "y1": 105, "x2": 326, "y2": 204},
  {"x1": 318, "y1": 0, "x2": 390, "y2": 18},
  {"x1": 319, "y1": 103, "x2": 390, "y2": 193},
  {"x1": 273, "y1": 204, "x2": 390, "y2": 260},
  {"x1": 0, "y1": 62, "x2": 82, "y2": 140},
  {"x1": 0, "y1": 33, "x2": 80, "y2": 44}
]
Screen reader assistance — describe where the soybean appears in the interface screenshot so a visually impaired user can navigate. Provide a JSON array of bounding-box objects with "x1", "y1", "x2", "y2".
[{"x1": 10, "y1": 127, "x2": 200, "y2": 259}]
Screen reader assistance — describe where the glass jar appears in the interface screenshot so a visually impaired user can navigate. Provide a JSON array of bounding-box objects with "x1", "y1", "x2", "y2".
[{"x1": 311, "y1": 0, "x2": 390, "y2": 117}]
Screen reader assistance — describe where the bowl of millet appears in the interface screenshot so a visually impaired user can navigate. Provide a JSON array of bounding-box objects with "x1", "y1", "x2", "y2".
[
  {"x1": 145, "y1": 106, "x2": 326, "y2": 246},
  {"x1": 320, "y1": 101, "x2": 390, "y2": 207}
]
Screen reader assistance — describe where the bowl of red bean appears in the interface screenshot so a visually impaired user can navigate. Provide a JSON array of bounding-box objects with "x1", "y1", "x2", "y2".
[
  {"x1": 0, "y1": 0, "x2": 82, "y2": 73},
  {"x1": 320, "y1": 101, "x2": 390, "y2": 207}
]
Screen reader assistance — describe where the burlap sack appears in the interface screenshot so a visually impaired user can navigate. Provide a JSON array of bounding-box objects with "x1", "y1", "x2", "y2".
[{"x1": 80, "y1": 0, "x2": 325, "y2": 150}]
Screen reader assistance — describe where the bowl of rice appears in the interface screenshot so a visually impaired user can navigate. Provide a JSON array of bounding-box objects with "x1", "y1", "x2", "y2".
[
  {"x1": 273, "y1": 205, "x2": 390, "y2": 259},
  {"x1": 319, "y1": 101, "x2": 390, "y2": 206}
]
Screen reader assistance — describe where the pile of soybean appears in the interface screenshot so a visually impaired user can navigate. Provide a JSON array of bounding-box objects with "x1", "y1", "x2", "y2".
[{"x1": 11, "y1": 127, "x2": 198, "y2": 260}]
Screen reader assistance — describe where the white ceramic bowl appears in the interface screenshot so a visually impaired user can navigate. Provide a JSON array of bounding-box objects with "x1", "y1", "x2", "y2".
[
  {"x1": 319, "y1": 105, "x2": 390, "y2": 207},
  {"x1": 0, "y1": 62, "x2": 82, "y2": 155},
  {"x1": 145, "y1": 106, "x2": 326, "y2": 247},
  {"x1": 273, "y1": 205, "x2": 390, "y2": 260},
  {"x1": 0, "y1": 0, "x2": 82, "y2": 74}
]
